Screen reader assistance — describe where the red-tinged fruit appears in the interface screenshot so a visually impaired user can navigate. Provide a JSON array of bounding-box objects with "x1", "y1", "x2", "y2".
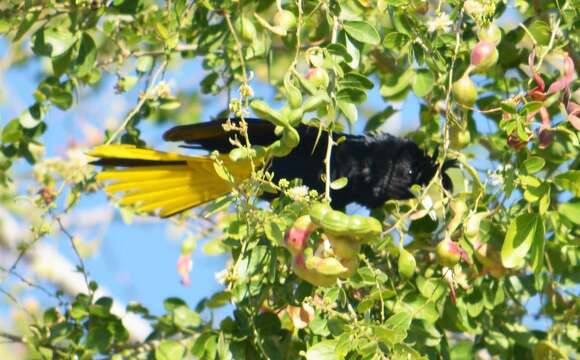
[
  {"x1": 470, "y1": 40, "x2": 498, "y2": 73},
  {"x1": 453, "y1": 75, "x2": 478, "y2": 107},
  {"x1": 284, "y1": 215, "x2": 316, "y2": 255},
  {"x1": 306, "y1": 68, "x2": 329, "y2": 89},
  {"x1": 436, "y1": 239, "x2": 469, "y2": 267}
]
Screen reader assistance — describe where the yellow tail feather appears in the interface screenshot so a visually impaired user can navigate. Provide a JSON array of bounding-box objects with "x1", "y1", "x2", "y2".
[{"x1": 88, "y1": 145, "x2": 251, "y2": 217}]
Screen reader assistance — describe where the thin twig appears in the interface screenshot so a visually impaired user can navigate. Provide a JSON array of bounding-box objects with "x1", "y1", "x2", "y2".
[
  {"x1": 105, "y1": 60, "x2": 168, "y2": 145},
  {"x1": 50, "y1": 210, "x2": 92, "y2": 297}
]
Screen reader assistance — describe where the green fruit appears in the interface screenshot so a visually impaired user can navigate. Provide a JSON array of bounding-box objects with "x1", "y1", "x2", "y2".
[
  {"x1": 338, "y1": 256, "x2": 359, "y2": 279},
  {"x1": 449, "y1": 125, "x2": 471, "y2": 149},
  {"x1": 280, "y1": 126, "x2": 300, "y2": 150},
  {"x1": 436, "y1": 239, "x2": 464, "y2": 267},
  {"x1": 293, "y1": 254, "x2": 336, "y2": 287},
  {"x1": 478, "y1": 23, "x2": 502, "y2": 45},
  {"x1": 302, "y1": 93, "x2": 330, "y2": 113},
  {"x1": 452, "y1": 75, "x2": 477, "y2": 107},
  {"x1": 250, "y1": 100, "x2": 287, "y2": 127},
  {"x1": 273, "y1": 10, "x2": 296, "y2": 32},
  {"x1": 398, "y1": 248, "x2": 416, "y2": 279},
  {"x1": 327, "y1": 234, "x2": 360, "y2": 259},
  {"x1": 237, "y1": 16, "x2": 257, "y2": 42},
  {"x1": 309, "y1": 202, "x2": 332, "y2": 226},
  {"x1": 320, "y1": 209, "x2": 350, "y2": 235},
  {"x1": 347, "y1": 215, "x2": 383, "y2": 240}
]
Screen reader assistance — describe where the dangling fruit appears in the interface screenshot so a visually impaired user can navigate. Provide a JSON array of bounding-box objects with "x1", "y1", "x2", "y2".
[
  {"x1": 237, "y1": 16, "x2": 257, "y2": 42},
  {"x1": 398, "y1": 248, "x2": 416, "y2": 279},
  {"x1": 449, "y1": 125, "x2": 471, "y2": 149},
  {"x1": 453, "y1": 74, "x2": 478, "y2": 107},
  {"x1": 305, "y1": 68, "x2": 329, "y2": 90},
  {"x1": 326, "y1": 234, "x2": 360, "y2": 260},
  {"x1": 478, "y1": 23, "x2": 502, "y2": 45},
  {"x1": 284, "y1": 215, "x2": 316, "y2": 255},
  {"x1": 273, "y1": 10, "x2": 296, "y2": 33},
  {"x1": 292, "y1": 254, "x2": 337, "y2": 287},
  {"x1": 470, "y1": 40, "x2": 498, "y2": 73},
  {"x1": 436, "y1": 238, "x2": 468, "y2": 267}
]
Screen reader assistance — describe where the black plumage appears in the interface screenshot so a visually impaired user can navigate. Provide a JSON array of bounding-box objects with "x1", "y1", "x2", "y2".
[{"x1": 163, "y1": 118, "x2": 454, "y2": 209}]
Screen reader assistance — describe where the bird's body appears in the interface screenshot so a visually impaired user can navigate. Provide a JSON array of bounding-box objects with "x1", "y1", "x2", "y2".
[{"x1": 90, "y1": 118, "x2": 452, "y2": 217}]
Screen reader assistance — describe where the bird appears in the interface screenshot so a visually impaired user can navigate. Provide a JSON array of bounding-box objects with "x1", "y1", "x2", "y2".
[{"x1": 89, "y1": 118, "x2": 455, "y2": 217}]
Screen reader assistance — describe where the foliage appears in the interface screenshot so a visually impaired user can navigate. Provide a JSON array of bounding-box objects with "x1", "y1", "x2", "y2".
[{"x1": 0, "y1": 0, "x2": 579, "y2": 359}]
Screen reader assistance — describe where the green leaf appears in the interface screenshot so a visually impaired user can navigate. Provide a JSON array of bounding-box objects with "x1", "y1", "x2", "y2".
[
  {"x1": 528, "y1": 20, "x2": 551, "y2": 46},
  {"x1": 264, "y1": 217, "x2": 284, "y2": 245},
  {"x1": 343, "y1": 21, "x2": 380, "y2": 45},
  {"x1": 523, "y1": 156, "x2": 545, "y2": 173},
  {"x1": 340, "y1": 72, "x2": 374, "y2": 90},
  {"x1": 326, "y1": 43, "x2": 353, "y2": 62},
  {"x1": 155, "y1": 340, "x2": 186, "y2": 360},
  {"x1": 305, "y1": 340, "x2": 339, "y2": 360},
  {"x1": 412, "y1": 69, "x2": 434, "y2": 97},
  {"x1": 365, "y1": 106, "x2": 396, "y2": 132},
  {"x1": 33, "y1": 27, "x2": 77, "y2": 58},
  {"x1": 519, "y1": 101, "x2": 544, "y2": 115},
  {"x1": 136, "y1": 56, "x2": 154, "y2": 73},
  {"x1": 385, "y1": 311, "x2": 412, "y2": 332},
  {"x1": 2, "y1": 119, "x2": 23, "y2": 143},
  {"x1": 86, "y1": 326, "x2": 113, "y2": 353},
  {"x1": 19, "y1": 104, "x2": 44, "y2": 129},
  {"x1": 380, "y1": 68, "x2": 414, "y2": 97},
  {"x1": 336, "y1": 87, "x2": 367, "y2": 104},
  {"x1": 172, "y1": 305, "x2": 201, "y2": 329},
  {"x1": 337, "y1": 101, "x2": 358, "y2": 125},
  {"x1": 383, "y1": 32, "x2": 410, "y2": 49},
  {"x1": 559, "y1": 199, "x2": 580, "y2": 225},
  {"x1": 501, "y1": 213, "x2": 541, "y2": 269},
  {"x1": 75, "y1": 33, "x2": 97, "y2": 77},
  {"x1": 529, "y1": 217, "x2": 545, "y2": 276},
  {"x1": 330, "y1": 177, "x2": 349, "y2": 190},
  {"x1": 554, "y1": 171, "x2": 580, "y2": 196}
]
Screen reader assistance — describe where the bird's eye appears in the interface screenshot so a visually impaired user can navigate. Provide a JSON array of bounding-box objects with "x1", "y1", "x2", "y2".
[{"x1": 408, "y1": 169, "x2": 413, "y2": 176}]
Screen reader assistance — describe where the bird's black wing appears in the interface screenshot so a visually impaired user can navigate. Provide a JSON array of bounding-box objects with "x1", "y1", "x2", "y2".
[
  {"x1": 163, "y1": 118, "x2": 326, "y2": 153},
  {"x1": 163, "y1": 118, "x2": 276, "y2": 152}
]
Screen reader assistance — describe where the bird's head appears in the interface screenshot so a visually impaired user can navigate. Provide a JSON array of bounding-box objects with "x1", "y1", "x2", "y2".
[{"x1": 383, "y1": 142, "x2": 456, "y2": 200}]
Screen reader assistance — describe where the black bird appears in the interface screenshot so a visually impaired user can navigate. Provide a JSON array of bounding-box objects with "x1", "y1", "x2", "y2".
[{"x1": 89, "y1": 118, "x2": 454, "y2": 217}]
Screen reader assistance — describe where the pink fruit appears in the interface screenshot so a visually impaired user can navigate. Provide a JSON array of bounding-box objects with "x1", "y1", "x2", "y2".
[
  {"x1": 470, "y1": 40, "x2": 498, "y2": 73},
  {"x1": 284, "y1": 215, "x2": 316, "y2": 255}
]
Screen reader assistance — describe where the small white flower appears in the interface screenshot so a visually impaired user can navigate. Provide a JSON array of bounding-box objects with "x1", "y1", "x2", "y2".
[
  {"x1": 426, "y1": 12, "x2": 453, "y2": 33},
  {"x1": 287, "y1": 185, "x2": 309, "y2": 201},
  {"x1": 214, "y1": 268, "x2": 228, "y2": 284}
]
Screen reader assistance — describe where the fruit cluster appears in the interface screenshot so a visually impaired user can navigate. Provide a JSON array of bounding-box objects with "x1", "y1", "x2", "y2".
[
  {"x1": 452, "y1": 24, "x2": 501, "y2": 108},
  {"x1": 450, "y1": 24, "x2": 502, "y2": 149},
  {"x1": 283, "y1": 203, "x2": 382, "y2": 286}
]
